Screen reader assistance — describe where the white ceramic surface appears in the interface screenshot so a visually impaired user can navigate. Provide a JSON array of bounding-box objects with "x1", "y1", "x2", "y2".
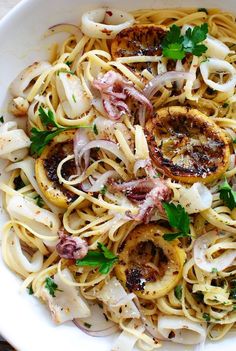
[{"x1": 0, "y1": 0, "x2": 236, "y2": 350}]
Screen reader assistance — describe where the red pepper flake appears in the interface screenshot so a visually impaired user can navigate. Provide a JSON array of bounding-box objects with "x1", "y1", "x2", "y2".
[
  {"x1": 106, "y1": 10, "x2": 113, "y2": 16},
  {"x1": 101, "y1": 28, "x2": 112, "y2": 35}
]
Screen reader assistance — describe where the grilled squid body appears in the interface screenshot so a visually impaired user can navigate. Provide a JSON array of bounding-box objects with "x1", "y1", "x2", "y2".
[
  {"x1": 115, "y1": 224, "x2": 186, "y2": 300},
  {"x1": 35, "y1": 130, "x2": 77, "y2": 208},
  {"x1": 145, "y1": 107, "x2": 230, "y2": 184}
]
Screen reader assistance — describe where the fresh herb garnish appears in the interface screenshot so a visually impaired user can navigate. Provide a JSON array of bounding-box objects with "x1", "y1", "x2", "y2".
[
  {"x1": 93, "y1": 123, "x2": 98, "y2": 135},
  {"x1": 233, "y1": 305, "x2": 236, "y2": 310},
  {"x1": 30, "y1": 107, "x2": 89, "y2": 156},
  {"x1": 13, "y1": 176, "x2": 25, "y2": 190},
  {"x1": 0, "y1": 116, "x2": 4, "y2": 123},
  {"x1": 35, "y1": 195, "x2": 45, "y2": 208},
  {"x1": 211, "y1": 268, "x2": 218, "y2": 274},
  {"x1": 72, "y1": 94, "x2": 77, "y2": 103},
  {"x1": 84, "y1": 322, "x2": 92, "y2": 328},
  {"x1": 163, "y1": 202, "x2": 190, "y2": 241},
  {"x1": 56, "y1": 69, "x2": 75, "y2": 76},
  {"x1": 222, "y1": 102, "x2": 229, "y2": 108},
  {"x1": 100, "y1": 185, "x2": 107, "y2": 196},
  {"x1": 202, "y1": 313, "x2": 211, "y2": 322},
  {"x1": 76, "y1": 242, "x2": 118, "y2": 274},
  {"x1": 27, "y1": 285, "x2": 34, "y2": 295},
  {"x1": 194, "y1": 291, "x2": 204, "y2": 302},
  {"x1": 198, "y1": 8, "x2": 208, "y2": 14},
  {"x1": 162, "y1": 23, "x2": 208, "y2": 60},
  {"x1": 230, "y1": 280, "x2": 236, "y2": 300},
  {"x1": 45, "y1": 277, "x2": 62, "y2": 297},
  {"x1": 174, "y1": 285, "x2": 182, "y2": 300},
  {"x1": 65, "y1": 61, "x2": 73, "y2": 66},
  {"x1": 219, "y1": 178, "x2": 236, "y2": 210}
]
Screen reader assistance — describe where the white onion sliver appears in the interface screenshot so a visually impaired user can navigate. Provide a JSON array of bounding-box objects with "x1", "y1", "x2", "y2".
[
  {"x1": 193, "y1": 231, "x2": 236, "y2": 272},
  {"x1": 88, "y1": 170, "x2": 118, "y2": 192},
  {"x1": 157, "y1": 316, "x2": 206, "y2": 345},
  {"x1": 78, "y1": 140, "x2": 129, "y2": 168},
  {"x1": 133, "y1": 159, "x2": 150, "y2": 176},
  {"x1": 45, "y1": 23, "x2": 82, "y2": 42},
  {"x1": 74, "y1": 129, "x2": 90, "y2": 173}
]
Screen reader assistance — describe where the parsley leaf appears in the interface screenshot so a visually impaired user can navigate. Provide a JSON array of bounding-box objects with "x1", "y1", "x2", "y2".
[
  {"x1": 162, "y1": 25, "x2": 185, "y2": 60},
  {"x1": 34, "y1": 195, "x2": 45, "y2": 208},
  {"x1": 162, "y1": 23, "x2": 208, "y2": 60},
  {"x1": 163, "y1": 202, "x2": 190, "y2": 241},
  {"x1": 219, "y1": 178, "x2": 236, "y2": 210},
  {"x1": 93, "y1": 123, "x2": 98, "y2": 135},
  {"x1": 27, "y1": 285, "x2": 34, "y2": 295},
  {"x1": 174, "y1": 285, "x2": 182, "y2": 300},
  {"x1": 72, "y1": 94, "x2": 77, "y2": 103},
  {"x1": 183, "y1": 23, "x2": 208, "y2": 56},
  {"x1": 45, "y1": 277, "x2": 62, "y2": 297},
  {"x1": 211, "y1": 268, "x2": 218, "y2": 274},
  {"x1": 100, "y1": 185, "x2": 107, "y2": 195},
  {"x1": 198, "y1": 8, "x2": 208, "y2": 14},
  {"x1": 202, "y1": 313, "x2": 210, "y2": 322},
  {"x1": 76, "y1": 242, "x2": 118, "y2": 274},
  {"x1": 0, "y1": 116, "x2": 4, "y2": 123},
  {"x1": 84, "y1": 322, "x2": 91, "y2": 328},
  {"x1": 30, "y1": 107, "x2": 90, "y2": 156}
]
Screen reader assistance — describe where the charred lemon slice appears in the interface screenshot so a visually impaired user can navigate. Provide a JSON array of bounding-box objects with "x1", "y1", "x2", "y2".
[
  {"x1": 111, "y1": 24, "x2": 167, "y2": 72},
  {"x1": 145, "y1": 106, "x2": 230, "y2": 184},
  {"x1": 115, "y1": 224, "x2": 185, "y2": 300},
  {"x1": 35, "y1": 130, "x2": 78, "y2": 208}
]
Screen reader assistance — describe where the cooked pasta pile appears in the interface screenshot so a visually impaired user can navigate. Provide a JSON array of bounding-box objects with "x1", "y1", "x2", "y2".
[{"x1": 1, "y1": 6, "x2": 236, "y2": 350}]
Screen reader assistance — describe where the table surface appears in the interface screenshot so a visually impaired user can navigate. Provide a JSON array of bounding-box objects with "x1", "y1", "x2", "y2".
[{"x1": 0, "y1": 1, "x2": 21, "y2": 348}]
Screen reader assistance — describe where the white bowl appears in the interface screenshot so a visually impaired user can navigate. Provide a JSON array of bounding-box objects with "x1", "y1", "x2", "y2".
[{"x1": 0, "y1": 0, "x2": 236, "y2": 350}]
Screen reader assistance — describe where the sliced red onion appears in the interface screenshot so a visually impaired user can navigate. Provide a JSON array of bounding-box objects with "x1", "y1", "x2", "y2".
[
  {"x1": 78, "y1": 140, "x2": 129, "y2": 168},
  {"x1": 87, "y1": 170, "x2": 119, "y2": 192},
  {"x1": 193, "y1": 230, "x2": 236, "y2": 272},
  {"x1": 73, "y1": 129, "x2": 90, "y2": 173},
  {"x1": 74, "y1": 302, "x2": 119, "y2": 337},
  {"x1": 139, "y1": 71, "x2": 194, "y2": 126}
]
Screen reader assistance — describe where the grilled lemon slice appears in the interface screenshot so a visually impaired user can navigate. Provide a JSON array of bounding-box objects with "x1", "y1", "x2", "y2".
[
  {"x1": 115, "y1": 224, "x2": 185, "y2": 300},
  {"x1": 111, "y1": 24, "x2": 167, "y2": 72},
  {"x1": 35, "y1": 130, "x2": 78, "y2": 208},
  {"x1": 145, "y1": 106, "x2": 230, "y2": 184}
]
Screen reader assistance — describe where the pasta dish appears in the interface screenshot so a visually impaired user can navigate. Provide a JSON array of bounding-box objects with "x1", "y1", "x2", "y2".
[{"x1": 1, "y1": 6, "x2": 236, "y2": 350}]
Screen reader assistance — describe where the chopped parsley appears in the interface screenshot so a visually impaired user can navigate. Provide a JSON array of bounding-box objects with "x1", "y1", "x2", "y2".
[
  {"x1": 34, "y1": 195, "x2": 45, "y2": 208},
  {"x1": 30, "y1": 107, "x2": 90, "y2": 155},
  {"x1": 93, "y1": 123, "x2": 98, "y2": 135},
  {"x1": 56, "y1": 68, "x2": 75, "y2": 76},
  {"x1": 0, "y1": 116, "x2": 4, "y2": 123},
  {"x1": 163, "y1": 202, "x2": 190, "y2": 241},
  {"x1": 222, "y1": 102, "x2": 229, "y2": 108},
  {"x1": 162, "y1": 23, "x2": 208, "y2": 60},
  {"x1": 76, "y1": 242, "x2": 118, "y2": 274},
  {"x1": 198, "y1": 8, "x2": 208, "y2": 14},
  {"x1": 65, "y1": 61, "x2": 73, "y2": 66},
  {"x1": 194, "y1": 291, "x2": 204, "y2": 302},
  {"x1": 27, "y1": 285, "x2": 34, "y2": 295},
  {"x1": 84, "y1": 322, "x2": 92, "y2": 328},
  {"x1": 211, "y1": 268, "x2": 218, "y2": 274},
  {"x1": 45, "y1": 277, "x2": 62, "y2": 297},
  {"x1": 100, "y1": 185, "x2": 107, "y2": 195},
  {"x1": 174, "y1": 285, "x2": 182, "y2": 300},
  {"x1": 72, "y1": 94, "x2": 76, "y2": 103},
  {"x1": 219, "y1": 178, "x2": 236, "y2": 210},
  {"x1": 202, "y1": 313, "x2": 211, "y2": 322}
]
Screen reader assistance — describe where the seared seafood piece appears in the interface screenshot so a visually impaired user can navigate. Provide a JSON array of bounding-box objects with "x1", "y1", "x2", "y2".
[
  {"x1": 145, "y1": 106, "x2": 230, "y2": 184},
  {"x1": 35, "y1": 130, "x2": 77, "y2": 208},
  {"x1": 111, "y1": 24, "x2": 167, "y2": 72},
  {"x1": 115, "y1": 224, "x2": 186, "y2": 300}
]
